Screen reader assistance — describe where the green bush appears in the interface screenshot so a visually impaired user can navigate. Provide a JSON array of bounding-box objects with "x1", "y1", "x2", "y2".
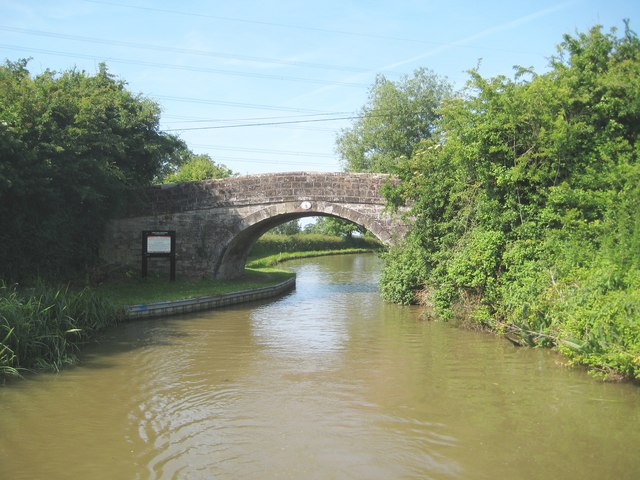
[
  {"x1": 379, "y1": 237, "x2": 428, "y2": 305},
  {"x1": 378, "y1": 23, "x2": 640, "y2": 379}
]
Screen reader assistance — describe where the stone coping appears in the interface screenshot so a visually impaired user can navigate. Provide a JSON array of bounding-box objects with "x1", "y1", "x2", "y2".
[{"x1": 124, "y1": 276, "x2": 296, "y2": 320}]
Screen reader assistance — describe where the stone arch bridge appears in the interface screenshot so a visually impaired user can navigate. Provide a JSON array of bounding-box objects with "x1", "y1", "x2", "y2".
[{"x1": 101, "y1": 172, "x2": 408, "y2": 279}]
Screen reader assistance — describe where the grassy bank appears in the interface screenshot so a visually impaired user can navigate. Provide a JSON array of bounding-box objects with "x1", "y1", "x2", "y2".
[{"x1": 97, "y1": 268, "x2": 293, "y2": 306}]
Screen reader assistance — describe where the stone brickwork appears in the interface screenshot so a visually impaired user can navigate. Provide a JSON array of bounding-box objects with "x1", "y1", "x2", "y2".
[{"x1": 101, "y1": 172, "x2": 408, "y2": 279}]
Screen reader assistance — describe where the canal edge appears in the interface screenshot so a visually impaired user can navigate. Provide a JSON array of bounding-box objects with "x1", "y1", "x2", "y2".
[{"x1": 124, "y1": 275, "x2": 296, "y2": 320}]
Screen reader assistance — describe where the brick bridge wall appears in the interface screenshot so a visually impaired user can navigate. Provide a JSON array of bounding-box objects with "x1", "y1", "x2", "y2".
[{"x1": 101, "y1": 172, "x2": 407, "y2": 279}]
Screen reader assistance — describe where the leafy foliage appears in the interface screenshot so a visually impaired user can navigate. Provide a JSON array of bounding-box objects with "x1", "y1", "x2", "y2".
[
  {"x1": 304, "y1": 217, "x2": 366, "y2": 238},
  {"x1": 336, "y1": 68, "x2": 452, "y2": 173},
  {"x1": 379, "y1": 234, "x2": 428, "y2": 305},
  {"x1": 161, "y1": 153, "x2": 234, "y2": 183},
  {"x1": 270, "y1": 220, "x2": 302, "y2": 235},
  {"x1": 376, "y1": 23, "x2": 640, "y2": 379},
  {"x1": 0, "y1": 60, "x2": 185, "y2": 280}
]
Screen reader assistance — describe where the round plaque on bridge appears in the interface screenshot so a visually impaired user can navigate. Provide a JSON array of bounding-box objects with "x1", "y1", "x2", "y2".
[{"x1": 300, "y1": 201, "x2": 312, "y2": 210}]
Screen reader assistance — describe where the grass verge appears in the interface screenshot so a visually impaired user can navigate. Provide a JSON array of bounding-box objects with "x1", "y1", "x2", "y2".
[{"x1": 97, "y1": 268, "x2": 293, "y2": 306}]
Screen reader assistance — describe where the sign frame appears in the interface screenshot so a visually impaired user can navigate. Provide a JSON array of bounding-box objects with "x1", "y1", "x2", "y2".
[{"x1": 142, "y1": 230, "x2": 176, "y2": 281}]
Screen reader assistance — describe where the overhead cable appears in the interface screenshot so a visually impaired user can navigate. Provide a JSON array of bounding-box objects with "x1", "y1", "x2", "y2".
[
  {"x1": 0, "y1": 44, "x2": 366, "y2": 88},
  {"x1": 163, "y1": 115, "x2": 360, "y2": 131},
  {"x1": 0, "y1": 25, "x2": 368, "y2": 73},
  {"x1": 163, "y1": 110, "x2": 414, "y2": 131}
]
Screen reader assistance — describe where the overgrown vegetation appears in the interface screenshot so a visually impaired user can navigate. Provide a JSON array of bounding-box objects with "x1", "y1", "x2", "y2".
[
  {"x1": 303, "y1": 217, "x2": 368, "y2": 238},
  {"x1": 373, "y1": 23, "x2": 640, "y2": 380},
  {"x1": 0, "y1": 282, "x2": 122, "y2": 379},
  {"x1": 0, "y1": 60, "x2": 238, "y2": 381}
]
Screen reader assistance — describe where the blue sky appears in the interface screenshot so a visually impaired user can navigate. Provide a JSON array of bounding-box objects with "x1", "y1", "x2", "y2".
[{"x1": 1, "y1": 0, "x2": 638, "y2": 175}]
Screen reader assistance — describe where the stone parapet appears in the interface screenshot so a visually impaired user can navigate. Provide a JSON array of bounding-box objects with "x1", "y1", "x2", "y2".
[{"x1": 124, "y1": 172, "x2": 394, "y2": 217}]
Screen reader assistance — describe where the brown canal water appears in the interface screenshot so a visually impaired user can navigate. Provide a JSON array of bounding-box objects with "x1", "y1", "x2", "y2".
[{"x1": 1, "y1": 254, "x2": 639, "y2": 479}]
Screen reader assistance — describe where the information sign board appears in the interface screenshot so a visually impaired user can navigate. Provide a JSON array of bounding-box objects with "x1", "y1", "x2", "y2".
[
  {"x1": 141, "y1": 230, "x2": 176, "y2": 281},
  {"x1": 147, "y1": 235, "x2": 172, "y2": 254}
]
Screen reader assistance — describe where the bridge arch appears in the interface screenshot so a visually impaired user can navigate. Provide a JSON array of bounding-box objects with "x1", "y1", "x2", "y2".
[
  {"x1": 215, "y1": 201, "x2": 395, "y2": 278},
  {"x1": 101, "y1": 172, "x2": 408, "y2": 280}
]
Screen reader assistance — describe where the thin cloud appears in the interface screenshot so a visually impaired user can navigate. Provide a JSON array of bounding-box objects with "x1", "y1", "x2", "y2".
[
  {"x1": 379, "y1": 1, "x2": 577, "y2": 71},
  {"x1": 288, "y1": 1, "x2": 576, "y2": 104}
]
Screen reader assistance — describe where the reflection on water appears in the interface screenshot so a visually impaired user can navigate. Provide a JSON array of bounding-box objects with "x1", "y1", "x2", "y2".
[{"x1": 1, "y1": 254, "x2": 639, "y2": 479}]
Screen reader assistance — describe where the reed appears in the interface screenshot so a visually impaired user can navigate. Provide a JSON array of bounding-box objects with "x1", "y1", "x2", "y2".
[{"x1": 0, "y1": 281, "x2": 122, "y2": 379}]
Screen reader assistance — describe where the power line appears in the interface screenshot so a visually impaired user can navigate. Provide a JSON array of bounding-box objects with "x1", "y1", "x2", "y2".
[
  {"x1": 0, "y1": 25, "x2": 368, "y2": 73},
  {"x1": 163, "y1": 110, "x2": 414, "y2": 131},
  {"x1": 82, "y1": 0, "x2": 547, "y2": 56},
  {"x1": 163, "y1": 115, "x2": 359, "y2": 131},
  {"x1": 163, "y1": 113, "x2": 347, "y2": 130},
  {"x1": 82, "y1": 0, "x2": 433, "y2": 45},
  {"x1": 190, "y1": 143, "x2": 335, "y2": 158},
  {"x1": 0, "y1": 44, "x2": 367, "y2": 88},
  {"x1": 165, "y1": 120, "x2": 337, "y2": 133},
  {"x1": 163, "y1": 112, "x2": 353, "y2": 124},
  {"x1": 162, "y1": 113, "x2": 348, "y2": 132},
  {"x1": 152, "y1": 95, "x2": 324, "y2": 114}
]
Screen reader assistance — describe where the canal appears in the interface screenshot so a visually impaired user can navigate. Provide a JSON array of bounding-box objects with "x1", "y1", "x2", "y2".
[{"x1": 1, "y1": 254, "x2": 639, "y2": 479}]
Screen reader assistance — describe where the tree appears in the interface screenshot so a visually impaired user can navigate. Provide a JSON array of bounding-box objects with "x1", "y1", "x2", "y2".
[
  {"x1": 0, "y1": 59, "x2": 184, "y2": 280},
  {"x1": 304, "y1": 217, "x2": 364, "y2": 238},
  {"x1": 336, "y1": 67, "x2": 452, "y2": 173},
  {"x1": 161, "y1": 153, "x2": 234, "y2": 183},
  {"x1": 271, "y1": 220, "x2": 301, "y2": 235}
]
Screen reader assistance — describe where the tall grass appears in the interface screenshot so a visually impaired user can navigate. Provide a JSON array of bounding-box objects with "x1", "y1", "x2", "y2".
[{"x1": 0, "y1": 282, "x2": 123, "y2": 380}]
